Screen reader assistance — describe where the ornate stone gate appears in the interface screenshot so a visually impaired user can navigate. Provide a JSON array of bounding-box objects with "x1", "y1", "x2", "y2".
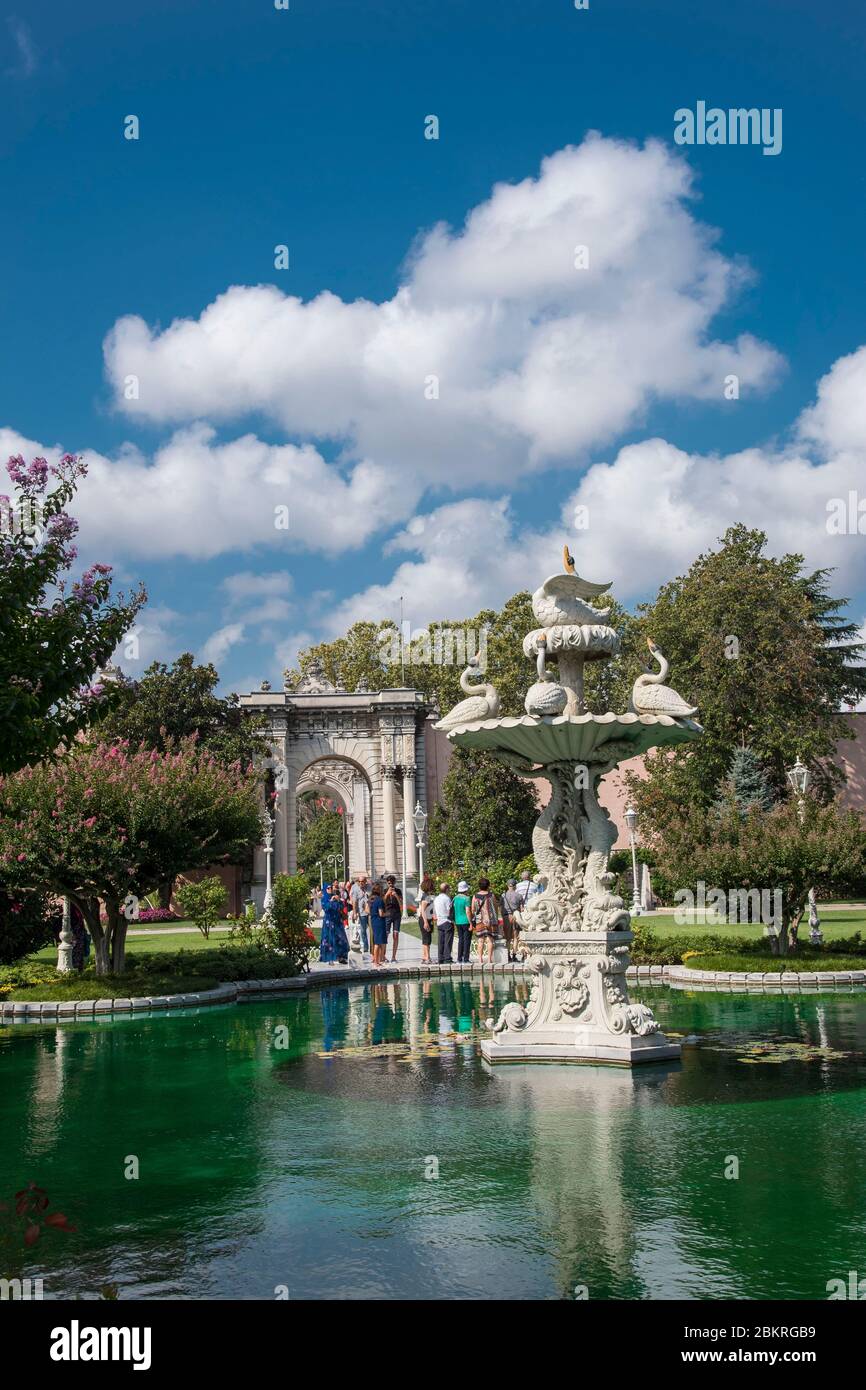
[{"x1": 240, "y1": 659, "x2": 435, "y2": 910}]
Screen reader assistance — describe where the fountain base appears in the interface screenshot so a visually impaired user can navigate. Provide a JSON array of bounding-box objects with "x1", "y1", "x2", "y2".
[{"x1": 481, "y1": 931, "x2": 681, "y2": 1067}]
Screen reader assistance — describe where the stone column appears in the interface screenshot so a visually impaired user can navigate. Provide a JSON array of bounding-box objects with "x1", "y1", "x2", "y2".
[
  {"x1": 402, "y1": 765, "x2": 418, "y2": 876},
  {"x1": 364, "y1": 781, "x2": 374, "y2": 876},
  {"x1": 273, "y1": 742, "x2": 291, "y2": 876},
  {"x1": 280, "y1": 773, "x2": 296, "y2": 875},
  {"x1": 380, "y1": 765, "x2": 398, "y2": 873}
]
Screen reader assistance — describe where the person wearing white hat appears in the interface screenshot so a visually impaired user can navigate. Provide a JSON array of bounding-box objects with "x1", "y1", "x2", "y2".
[{"x1": 453, "y1": 879, "x2": 472, "y2": 963}]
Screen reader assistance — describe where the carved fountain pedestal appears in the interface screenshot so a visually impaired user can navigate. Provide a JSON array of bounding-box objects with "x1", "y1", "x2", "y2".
[
  {"x1": 437, "y1": 559, "x2": 702, "y2": 1067},
  {"x1": 488, "y1": 929, "x2": 680, "y2": 1064}
]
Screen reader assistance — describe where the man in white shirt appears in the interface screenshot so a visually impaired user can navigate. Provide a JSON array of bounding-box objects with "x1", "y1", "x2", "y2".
[
  {"x1": 515, "y1": 870, "x2": 532, "y2": 909},
  {"x1": 433, "y1": 883, "x2": 453, "y2": 964}
]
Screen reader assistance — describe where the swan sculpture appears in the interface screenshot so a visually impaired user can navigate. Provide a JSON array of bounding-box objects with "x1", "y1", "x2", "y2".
[
  {"x1": 435, "y1": 659, "x2": 501, "y2": 731},
  {"x1": 629, "y1": 639, "x2": 699, "y2": 719},
  {"x1": 524, "y1": 634, "x2": 568, "y2": 717}
]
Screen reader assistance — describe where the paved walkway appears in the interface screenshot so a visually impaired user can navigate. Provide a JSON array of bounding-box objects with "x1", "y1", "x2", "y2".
[{"x1": 309, "y1": 921, "x2": 424, "y2": 974}]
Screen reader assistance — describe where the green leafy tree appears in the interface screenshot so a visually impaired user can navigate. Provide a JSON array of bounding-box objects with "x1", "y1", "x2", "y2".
[
  {"x1": 286, "y1": 594, "x2": 539, "y2": 718},
  {"x1": 651, "y1": 792, "x2": 866, "y2": 956},
  {"x1": 428, "y1": 747, "x2": 537, "y2": 872},
  {"x1": 626, "y1": 525, "x2": 866, "y2": 832},
  {"x1": 0, "y1": 737, "x2": 262, "y2": 974},
  {"x1": 97, "y1": 653, "x2": 266, "y2": 768},
  {"x1": 175, "y1": 876, "x2": 228, "y2": 938},
  {"x1": 0, "y1": 453, "x2": 144, "y2": 775},
  {"x1": 296, "y1": 802, "x2": 344, "y2": 881}
]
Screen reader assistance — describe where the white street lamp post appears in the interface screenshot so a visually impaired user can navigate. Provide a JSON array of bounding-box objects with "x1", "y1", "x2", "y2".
[
  {"x1": 412, "y1": 800, "x2": 428, "y2": 883},
  {"x1": 395, "y1": 821, "x2": 408, "y2": 921},
  {"x1": 786, "y1": 754, "x2": 809, "y2": 820},
  {"x1": 262, "y1": 812, "x2": 275, "y2": 913},
  {"x1": 787, "y1": 755, "x2": 820, "y2": 944},
  {"x1": 326, "y1": 853, "x2": 344, "y2": 885},
  {"x1": 624, "y1": 806, "x2": 641, "y2": 918}
]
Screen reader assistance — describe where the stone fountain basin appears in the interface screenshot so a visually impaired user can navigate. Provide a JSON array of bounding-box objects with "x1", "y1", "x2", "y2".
[{"x1": 445, "y1": 711, "x2": 701, "y2": 766}]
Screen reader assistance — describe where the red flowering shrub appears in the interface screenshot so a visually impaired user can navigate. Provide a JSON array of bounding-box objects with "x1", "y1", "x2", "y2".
[
  {"x1": 137, "y1": 907, "x2": 179, "y2": 923},
  {"x1": 0, "y1": 736, "x2": 262, "y2": 974}
]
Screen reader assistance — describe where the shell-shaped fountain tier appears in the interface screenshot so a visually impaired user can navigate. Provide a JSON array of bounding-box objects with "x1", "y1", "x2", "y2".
[
  {"x1": 523, "y1": 625, "x2": 620, "y2": 663},
  {"x1": 444, "y1": 711, "x2": 702, "y2": 768},
  {"x1": 532, "y1": 573, "x2": 612, "y2": 626}
]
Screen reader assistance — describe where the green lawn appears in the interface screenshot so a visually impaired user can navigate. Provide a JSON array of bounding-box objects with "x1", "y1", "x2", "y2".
[
  {"x1": 685, "y1": 951, "x2": 866, "y2": 974},
  {"x1": 30, "y1": 927, "x2": 233, "y2": 961}
]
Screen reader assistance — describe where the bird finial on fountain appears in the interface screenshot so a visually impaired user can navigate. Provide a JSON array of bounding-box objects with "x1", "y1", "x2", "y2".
[
  {"x1": 628, "y1": 638, "x2": 699, "y2": 720},
  {"x1": 434, "y1": 657, "x2": 501, "y2": 731}
]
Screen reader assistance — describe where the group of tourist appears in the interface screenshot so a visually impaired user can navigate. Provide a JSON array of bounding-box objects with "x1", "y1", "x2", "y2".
[
  {"x1": 314, "y1": 868, "x2": 543, "y2": 969},
  {"x1": 317, "y1": 875, "x2": 404, "y2": 967},
  {"x1": 417, "y1": 870, "x2": 541, "y2": 965}
]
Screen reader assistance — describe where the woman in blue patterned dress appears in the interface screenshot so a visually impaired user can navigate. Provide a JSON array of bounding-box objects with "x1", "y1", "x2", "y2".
[{"x1": 319, "y1": 882, "x2": 350, "y2": 964}]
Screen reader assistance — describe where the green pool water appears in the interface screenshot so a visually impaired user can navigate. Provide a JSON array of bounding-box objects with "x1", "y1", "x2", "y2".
[{"x1": 2, "y1": 978, "x2": 866, "y2": 1301}]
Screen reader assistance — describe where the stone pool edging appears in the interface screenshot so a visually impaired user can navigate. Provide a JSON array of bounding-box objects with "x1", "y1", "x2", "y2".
[
  {"x1": 4, "y1": 959, "x2": 866, "y2": 1021},
  {"x1": 632, "y1": 963, "x2": 866, "y2": 991},
  {"x1": 0, "y1": 962, "x2": 528, "y2": 1020}
]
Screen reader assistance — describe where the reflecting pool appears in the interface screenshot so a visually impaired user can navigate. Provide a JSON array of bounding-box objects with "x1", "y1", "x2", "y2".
[{"x1": 2, "y1": 977, "x2": 866, "y2": 1300}]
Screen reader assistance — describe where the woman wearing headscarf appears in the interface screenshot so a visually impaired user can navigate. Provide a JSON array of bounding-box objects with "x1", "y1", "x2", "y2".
[{"x1": 319, "y1": 882, "x2": 350, "y2": 964}]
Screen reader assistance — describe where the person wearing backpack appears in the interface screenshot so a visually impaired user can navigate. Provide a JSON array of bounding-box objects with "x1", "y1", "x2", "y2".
[{"x1": 470, "y1": 877, "x2": 501, "y2": 966}]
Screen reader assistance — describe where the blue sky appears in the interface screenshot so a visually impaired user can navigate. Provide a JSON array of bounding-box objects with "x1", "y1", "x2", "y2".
[{"x1": 1, "y1": 0, "x2": 865, "y2": 692}]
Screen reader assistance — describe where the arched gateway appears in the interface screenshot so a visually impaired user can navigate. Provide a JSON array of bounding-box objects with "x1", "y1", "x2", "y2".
[{"x1": 239, "y1": 659, "x2": 436, "y2": 912}]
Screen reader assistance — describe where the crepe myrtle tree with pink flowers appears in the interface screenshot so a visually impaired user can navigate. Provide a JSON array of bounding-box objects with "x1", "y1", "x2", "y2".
[
  {"x1": 0, "y1": 737, "x2": 262, "y2": 974},
  {"x1": 0, "y1": 452, "x2": 144, "y2": 776}
]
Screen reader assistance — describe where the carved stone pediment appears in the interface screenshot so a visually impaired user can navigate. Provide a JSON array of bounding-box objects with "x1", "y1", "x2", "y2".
[
  {"x1": 289, "y1": 656, "x2": 338, "y2": 694},
  {"x1": 298, "y1": 758, "x2": 356, "y2": 790}
]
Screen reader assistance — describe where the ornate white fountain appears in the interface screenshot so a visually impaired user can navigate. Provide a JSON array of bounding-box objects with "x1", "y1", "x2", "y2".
[{"x1": 436, "y1": 549, "x2": 702, "y2": 1066}]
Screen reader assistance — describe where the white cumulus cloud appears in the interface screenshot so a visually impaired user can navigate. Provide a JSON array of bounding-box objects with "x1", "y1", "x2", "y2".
[
  {"x1": 321, "y1": 347, "x2": 866, "y2": 632},
  {"x1": 0, "y1": 425, "x2": 393, "y2": 561},
  {"x1": 103, "y1": 135, "x2": 783, "y2": 493},
  {"x1": 200, "y1": 622, "x2": 246, "y2": 667}
]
